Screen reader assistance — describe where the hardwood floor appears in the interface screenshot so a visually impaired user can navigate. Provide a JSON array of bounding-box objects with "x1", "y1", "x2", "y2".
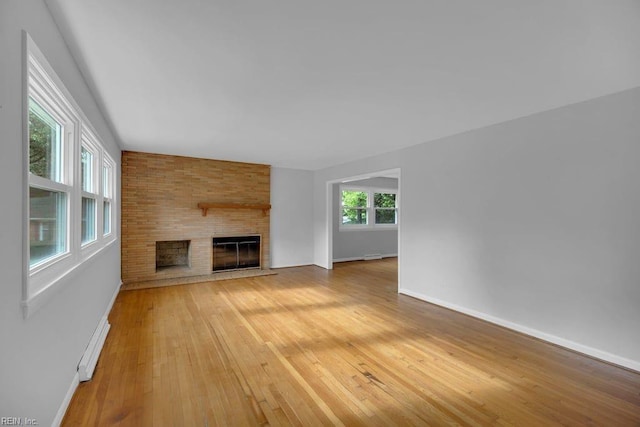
[{"x1": 63, "y1": 258, "x2": 640, "y2": 426}]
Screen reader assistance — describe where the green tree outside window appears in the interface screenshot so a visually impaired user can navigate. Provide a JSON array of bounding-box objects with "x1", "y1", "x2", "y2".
[{"x1": 342, "y1": 190, "x2": 368, "y2": 224}]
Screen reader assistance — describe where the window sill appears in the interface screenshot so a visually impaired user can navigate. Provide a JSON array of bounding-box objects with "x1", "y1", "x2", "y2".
[
  {"x1": 339, "y1": 225, "x2": 398, "y2": 232},
  {"x1": 23, "y1": 237, "x2": 118, "y2": 318}
]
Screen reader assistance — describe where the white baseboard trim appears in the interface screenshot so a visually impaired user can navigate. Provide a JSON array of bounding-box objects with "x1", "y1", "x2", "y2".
[
  {"x1": 270, "y1": 262, "x2": 314, "y2": 269},
  {"x1": 52, "y1": 372, "x2": 79, "y2": 427},
  {"x1": 334, "y1": 253, "x2": 397, "y2": 263},
  {"x1": 333, "y1": 256, "x2": 364, "y2": 263},
  {"x1": 108, "y1": 280, "x2": 122, "y2": 313},
  {"x1": 398, "y1": 288, "x2": 640, "y2": 373}
]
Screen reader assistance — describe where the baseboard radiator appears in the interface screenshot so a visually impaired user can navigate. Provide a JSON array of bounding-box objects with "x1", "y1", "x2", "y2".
[{"x1": 78, "y1": 315, "x2": 111, "y2": 382}]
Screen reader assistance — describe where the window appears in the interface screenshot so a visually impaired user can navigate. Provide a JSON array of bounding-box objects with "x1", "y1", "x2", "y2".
[
  {"x1": 28, "y1": 97, "x2": 71, "y2": 267},
  {"x1": 374, "y1": 192, "x2": 397, "y2": 224},
  {"x1": 102, "y1": 157, "x2": 114, "y2": 236},
  {"x1": 340, "y1": 186, "x2": 398, "y2": 230},
  {"x1": 80, "y1": 141, "x2": 97, "y2": 245},
  {"x1": 25, "y1": 35, "x2": 117, "y2": 314},
  {"x1": 341, "y1": 189, "x2": 368, "y2": 225},
  {"x1": 29, "y1": 186, "x2": 67, "y2": 265}
]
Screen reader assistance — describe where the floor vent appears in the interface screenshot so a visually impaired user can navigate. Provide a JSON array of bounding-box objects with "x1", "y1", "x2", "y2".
[{"x1": 363, "y1": 254, "x2": 383, "y2": 261}]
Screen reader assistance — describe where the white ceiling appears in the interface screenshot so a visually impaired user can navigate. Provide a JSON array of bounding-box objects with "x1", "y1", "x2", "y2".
[{"x1": 46, "y1": 0, "x2": 640, "y2": 170}]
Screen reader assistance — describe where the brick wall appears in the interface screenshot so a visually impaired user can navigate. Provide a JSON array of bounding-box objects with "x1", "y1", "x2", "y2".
[{"x1": 121, "y1": 151, "x2": 271, "y2": 285}]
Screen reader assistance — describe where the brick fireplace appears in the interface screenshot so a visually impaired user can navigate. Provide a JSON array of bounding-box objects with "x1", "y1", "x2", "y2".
[{"x1": 121, "y1": 151, "x2": 270, "y2": 286}]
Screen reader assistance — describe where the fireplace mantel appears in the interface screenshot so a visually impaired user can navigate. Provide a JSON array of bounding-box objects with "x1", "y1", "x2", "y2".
[{"x1": 197, "y1": 202, "x2": 271, "y2": 217}]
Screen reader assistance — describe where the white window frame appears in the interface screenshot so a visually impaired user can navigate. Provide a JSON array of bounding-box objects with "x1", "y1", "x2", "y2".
[
  {"x1": 102, "y1": 155, "x2": 115, "y2": 237},
  {"x1": 80, "y1": 131, "x2": 99, "y2": 247},
  {"x1": 373, "y1": 190, "x2": 399, "y2": 226},
  {"x1": 339, "y1": 186, "x2": 398, "y2": 231},
  {"x1": 27, "y1": 99, "x2": 75, "y2": 271},
  {"x1": 23, "y1": 33, "x2": 118, "y2": 317},
  {"x1": 26, "y1": 42, "x2": 79, "y2": 292}
]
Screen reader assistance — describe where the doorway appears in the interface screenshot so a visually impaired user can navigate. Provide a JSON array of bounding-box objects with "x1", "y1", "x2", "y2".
[{"x1": 326, "y1": 168, "x2": 401, "y2": 289}]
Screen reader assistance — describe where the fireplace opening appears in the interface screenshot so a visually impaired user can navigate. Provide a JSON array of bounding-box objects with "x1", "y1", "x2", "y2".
[
  {"x1": 156, "y1": 240, "x2": 191, "y2": 271},
  {"x1": 213, "y1": 235, "x2": 260, "y2": 272}
]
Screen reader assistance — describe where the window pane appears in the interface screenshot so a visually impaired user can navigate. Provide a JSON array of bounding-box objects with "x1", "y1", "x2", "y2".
[
  {"x1": 374, "y1": 193, "x2": 396, "y2": 208},
  {"x1": 81, "y1": 147, "x2": 93, "y2": 192},
  {"x1": 29, "y1": 187, "x2": 67, "y2": 266},
  {"x1": 102, "y1": 165, "x2": 110, "y2": 197},
  {"x1": 29, "y1": 98, "x2": 62, "y2": 182},
  {"x1": 342, "y1": 208, "x2": 367, "y2": 225},
  {"x1": 103, "y1": 200, "x2": 111, "y2": 235},
  {"x1": 81, "y1": 197, "x2": 96, "y2": 244},
  {"x1": 375, "y1": 208, "x2": 397, "y2": 224},
  {"x1": 342, "y1": 190, "x2": 367, "y2": 208}
]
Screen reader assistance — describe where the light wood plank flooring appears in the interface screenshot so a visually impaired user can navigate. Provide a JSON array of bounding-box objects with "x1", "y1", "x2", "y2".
[{"x1": 63, "y1": 258, "x2": 640, "y2": 426}]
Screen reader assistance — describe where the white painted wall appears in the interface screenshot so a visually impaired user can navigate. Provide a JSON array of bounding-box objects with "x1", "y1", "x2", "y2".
[
  {"x1": 333, "y1": 177, "x2": 398, "y2": 261},
  {"x1": 0, "y1": 0, "x2": 121, "y2": 424},
  {"x1": 313, "y1": 87, "x2": 640, "y2": 370},
  {"x1": 270, "y1": 167, "x2": 314, "y2": 268}
]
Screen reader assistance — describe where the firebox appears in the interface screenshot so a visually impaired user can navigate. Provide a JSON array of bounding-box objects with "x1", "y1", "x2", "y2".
[
  {"x1": 212, "y1": 235, "x2": 261, "y2": 272},
  {"x1": 156, "y1": 240, "x2": 190, "y2": 271}
]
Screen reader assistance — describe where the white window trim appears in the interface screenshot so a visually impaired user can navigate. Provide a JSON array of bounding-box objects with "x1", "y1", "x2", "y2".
[
  {"x1": 102, "y1": 154, "x2": 115, "y2": 238},
  {"x1": 26, "y1": 45, "x2": 79, "y2": 295},
  {"x1": 80, "y1": 128, "x2": 100, "y2": 248},
  {"x1": 23, "y1": 32, "x2": 118, "y2": 318},
  {"x1": 339, "y1": 186, "x2": 398, "y2": 231}
]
